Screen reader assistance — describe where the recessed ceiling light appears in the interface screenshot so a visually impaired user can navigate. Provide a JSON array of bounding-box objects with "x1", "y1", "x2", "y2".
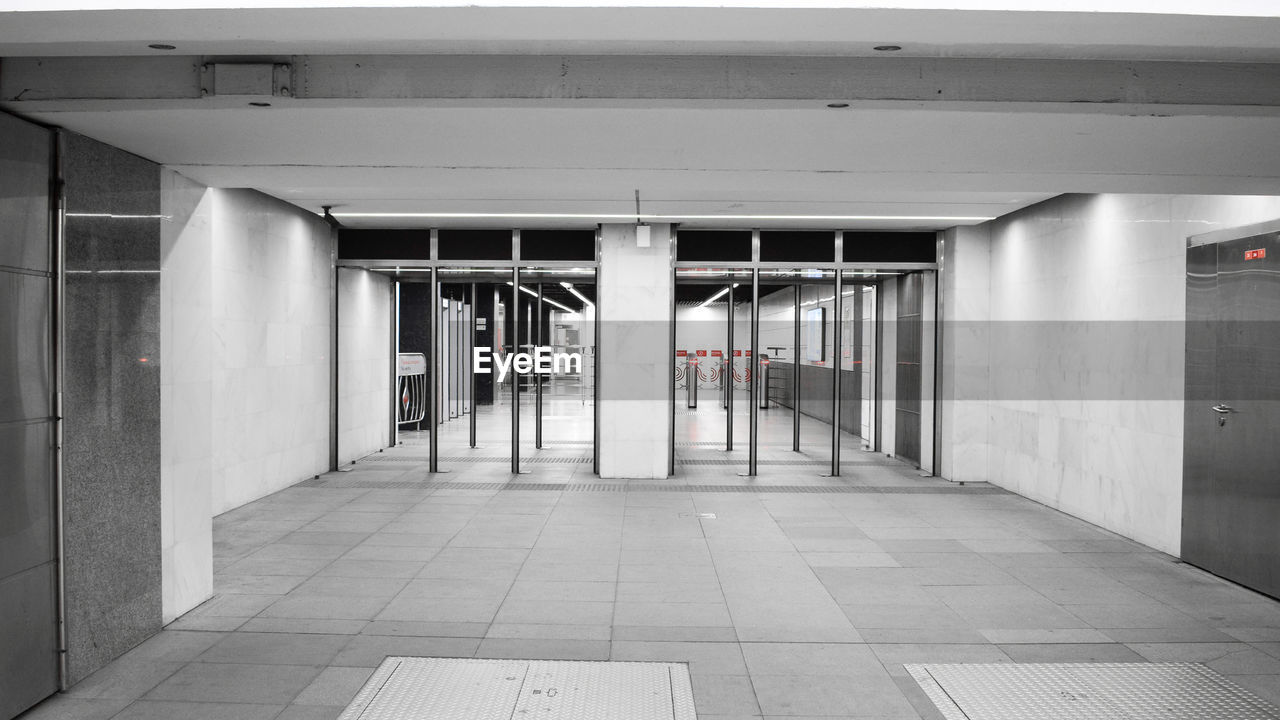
[
  {"x1": 249, "y1": 102, "x2": 271, "y2": 107},
  {"x1": 148, "y1": 43, "x2": 176, "y2": 50},
  {"x1": 826, "y1": 102, "x2": 849, "y2": 109},
  {"x1": 874, "y1": 45, "x2": 902, "y2": 52}
]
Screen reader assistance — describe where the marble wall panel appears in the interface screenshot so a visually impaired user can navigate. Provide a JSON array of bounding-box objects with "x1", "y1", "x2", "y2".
[
  {"x1": 338, "y1": 267, "x2": 392, "y2": 464},
  {"x1": 599, "y1": 223, "x2": 673, "y2": 479},
  {"x1": 211, "y1": 189, "x2": 335, "y2": 512},
  {"x1": 944, "y1": 193, "x2": 1280, "y2": 555},
  {"x1": 159, "y1": 169, "x2": 213, "y2": 622}
]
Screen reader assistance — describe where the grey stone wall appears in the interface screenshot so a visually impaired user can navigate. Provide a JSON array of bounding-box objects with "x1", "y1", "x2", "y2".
[{"x1": 61, "y1": 131, "x2": 163, "y2": 684}]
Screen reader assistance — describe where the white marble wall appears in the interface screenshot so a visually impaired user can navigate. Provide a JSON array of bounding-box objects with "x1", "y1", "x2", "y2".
[
  {"x1": 878, "y1": 279, "x2": 898, "y2": 458},
  {"x1": 159, "y1": 170, "x2": 213, "y2": 623},
  {"x1": 210, "y1": 189, "x2": 334, "y2": 513},
  {"x1": 943, "y1": 194, "x2": 1280, "y2": 555},
  {"x1": 938, "y1": 225, "x2": 993, "y2": 485},
  {"x1": 338, "y1": 267, "x2": 393, "y2": 464},
  {"x1": 598, "y1": 223, "x2": 673, "y2": 479}
]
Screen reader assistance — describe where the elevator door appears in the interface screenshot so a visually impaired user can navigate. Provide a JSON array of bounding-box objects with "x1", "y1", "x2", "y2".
[{"x1": 1183, "y1": 229, "x2": 1280, "y2": 599}]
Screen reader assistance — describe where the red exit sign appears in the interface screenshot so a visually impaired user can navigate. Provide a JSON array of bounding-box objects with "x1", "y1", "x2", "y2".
[{"x1": 1246, "y1": 248, "x2": 1267, "y2": 260}]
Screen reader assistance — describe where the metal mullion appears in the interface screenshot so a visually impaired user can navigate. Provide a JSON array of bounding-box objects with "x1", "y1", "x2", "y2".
[
  {"x1": 749, "y1": 268, "x2": 760, "y2": 476},
  {"x1": 831, "y1": 266, "x2": 843, "y2": 477},
  {"x1": 469, "y1": 282, "x2": 477, "y2": 448},
  {"x1": 429, "y1": 268, "x2": 440, "y2": 473},
  {"x1": 793, "y1": 283, "x2": 801, "y2": 453},
  {"x1": 511, "y1": 266, "x2": 520, "y2": 474},
  {"x1": 726, "y1": 282, "x2": 733, "y2": 452},
  {"x1": 536, "y1": 281, "x2": 543, "y2": 450}
]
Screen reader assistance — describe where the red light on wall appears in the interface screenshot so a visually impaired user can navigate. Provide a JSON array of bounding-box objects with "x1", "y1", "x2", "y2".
[
  {"x1": 138, "y1": 358, "x2": 149, "y2": 363},
  {"x1": 1246, "y1": 248, "x2": 1267, "y2": 260}
]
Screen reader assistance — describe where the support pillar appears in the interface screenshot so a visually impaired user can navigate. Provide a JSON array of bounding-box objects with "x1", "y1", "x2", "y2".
[{"x1": 598, "y1": 223, "x2": 673, "y2": 479}]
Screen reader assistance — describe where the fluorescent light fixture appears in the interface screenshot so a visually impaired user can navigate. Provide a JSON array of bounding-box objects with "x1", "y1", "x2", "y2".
[
  {"x1": 543, "y1": 297, "x2": 574, "y2": 313},
  {"x1": 507, "y1": 281, "x2": 573, "y2": 312},
  {"x1": 65, "y1": 213, "x2": 171, "y2": 220},
  {"x1": 699, "y1": 283, "x2": 739, "y2": 308},
  {"x1": 559, "y1": 282, "x2": 595, "y2": 309},
  {"x1": 330, "y1": 212, "x2": 995, "y2": 223},
  {"x1": 64, "y1": 269, "x2": 161, "y2": 274}
]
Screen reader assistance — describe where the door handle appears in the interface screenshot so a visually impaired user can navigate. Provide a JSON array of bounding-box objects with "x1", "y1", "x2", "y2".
[{"x1": 1212, "y1": 404, "x2": 1236, "y2": 414}]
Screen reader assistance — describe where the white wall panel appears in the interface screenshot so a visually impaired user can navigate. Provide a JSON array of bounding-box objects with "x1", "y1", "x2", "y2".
[
  {"x1": 943, "y1": 193, "x2": 1280, "y2": 555},
  {"x1": 210, "y1": 189, "x2": 334, "y2": 513},
  {"x1": 338, "y1": 267, "x2": 392, "y2": 464}
]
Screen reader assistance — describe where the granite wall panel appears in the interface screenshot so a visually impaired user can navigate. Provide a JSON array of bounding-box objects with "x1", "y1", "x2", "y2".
[{"x1": 60, "y1": 130, "x2": 163, "y2": 685}]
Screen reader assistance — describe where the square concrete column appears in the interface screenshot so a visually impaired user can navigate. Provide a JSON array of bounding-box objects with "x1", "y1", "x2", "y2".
[{"x1": 597, "y1": 223, "x2": 673, "y2": 479}]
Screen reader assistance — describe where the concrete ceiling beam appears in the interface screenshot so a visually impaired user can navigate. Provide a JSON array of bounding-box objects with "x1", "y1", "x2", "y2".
[{"x1": 5, "y1": 54, "x2": 1280, "y2": 113}]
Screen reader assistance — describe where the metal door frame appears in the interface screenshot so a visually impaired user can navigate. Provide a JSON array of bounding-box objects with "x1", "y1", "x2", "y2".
[
  {"x1": 345, "y1": 229, "x2": 600, "y2": 476},
  {"x1": 668, "y1": 231, "x2": 937, "y2": 477},
  {"x1": 1183, "y1": 216, "x2": 1280, "y2": 598}
]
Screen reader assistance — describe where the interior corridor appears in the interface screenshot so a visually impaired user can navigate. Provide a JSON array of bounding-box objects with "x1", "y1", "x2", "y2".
[{"x1": 26, "y1": 453, "x2": 1280, "y2": 720}]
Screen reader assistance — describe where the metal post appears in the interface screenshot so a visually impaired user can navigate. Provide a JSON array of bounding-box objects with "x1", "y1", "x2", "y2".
[
  {"x1": 511, "y1": 267, "x2": 520, "y2": 474},
  {"x1": 720, "y1": 361, "x2": 727, "y2": 409},
  {"x1": 760, "y1": 357, "x2": 769, "y2": 409},
  {"x1": 726, "y1": 283, "x2": 734, "y2": 451},
  {"x1": 668, "y1": 264, "x2": 676, "y2": 477},
  {"x1": 690, "y1": 358, "x2": 698, "y2": 408},
  {"x1": 469, "y1": 281, "x2": 477, "y2": 448},
  {"x1": 51, "y1": 130, "x2": 69, "y2": 691},
  {"x1": 832, "y1": 269, "x2": 843, "y2": 477},
  {"x1": 593, "y1": 262, "x2": 600, "y2": 476},
  {"x1": 793, "y1": 283, "x2": 801, "y2": 452},
  {"x1": 429, "y1": 268, "x2": 440, "y2": 473},
  {"x1": 749, "y1": 269, "x2": 760, "y2": 476},
  {"x1": 536, "y1": 281, "x2": 543, "y2": 449},
  {"x1": 454, "y1": 290, "x2": 462, "y2": 419},
  {"x1": 391, "y1": 281, "x2": 400, "y2": 441}
]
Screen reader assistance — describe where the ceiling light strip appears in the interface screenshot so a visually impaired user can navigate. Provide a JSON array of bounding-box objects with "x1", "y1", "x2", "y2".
[{"x1": 330, "y1": 212, "x2": 995, "y2": 222}]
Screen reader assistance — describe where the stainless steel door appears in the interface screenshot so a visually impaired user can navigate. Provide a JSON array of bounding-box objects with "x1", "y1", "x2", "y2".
[
  {"x1": 1183, "y1": 228, "x2": 1280, "y2": 599},
  {"x1": 0, "y1": 111, "x2": 59, "y2": 719}
]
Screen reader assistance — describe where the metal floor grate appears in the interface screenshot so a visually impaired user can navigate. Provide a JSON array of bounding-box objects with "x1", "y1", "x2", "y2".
[
  {"x1": 678, "y1": 458, "x2": 893, "y2": 466},
  {"x1": 367, "y1": 456, "x2": 891, "y2": 467},
  {"x1": 366, "y1": 455, "x2": 593, "y2": 464},
  {"x1": 907, "y1": 663, "x2": 1280, "y2": 720},
  {"x1": 297, "y1": 478, "x2": 1001, "y2": 494},
  {"x1": 339, "y1": 657, "x2": 695, "y2": 720}
]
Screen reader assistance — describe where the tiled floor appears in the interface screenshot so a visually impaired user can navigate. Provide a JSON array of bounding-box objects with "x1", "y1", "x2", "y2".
[{"x1": 22, "y1": 401, "x2": 1280, "y2": 720}]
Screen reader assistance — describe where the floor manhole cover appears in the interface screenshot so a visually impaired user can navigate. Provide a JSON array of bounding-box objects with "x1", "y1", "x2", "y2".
[
  {"x1": 340, "y1": 657, "x2": 696, "y2": 720},
  {"x1": 907, "y1": 663, "x2": 1280, "y2": 720}
]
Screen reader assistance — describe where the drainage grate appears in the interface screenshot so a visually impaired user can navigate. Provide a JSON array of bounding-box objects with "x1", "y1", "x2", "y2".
[
  {"x1": 678, "y1": 458, "x2": 892, "y2": 466},
  {"x1": 296, "y1": 478, "x2": 1002, "y2": 494},
  {"x1": 907, "y1": 663, "x2": 1280, "y2": 720},
  {"x1": 340, "y1": 657, "x2": 695, "y2": 720},
  {"x1": 365, "y1": 455, "x2": 592, "y2": 464}
]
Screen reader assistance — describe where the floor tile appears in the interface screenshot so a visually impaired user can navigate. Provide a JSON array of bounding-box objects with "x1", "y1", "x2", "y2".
[{"x1": 144, "y1": 663, "x2": 322, "y2": 704}]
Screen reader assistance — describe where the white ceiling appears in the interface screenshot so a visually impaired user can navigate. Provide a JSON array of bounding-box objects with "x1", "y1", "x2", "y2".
[
  {"x1": 5, "y1": 4, "x2": 1280, "y2": 229},
  {"x1": 4, "y1": 4, "x2": 1280, "y2": 60}
]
